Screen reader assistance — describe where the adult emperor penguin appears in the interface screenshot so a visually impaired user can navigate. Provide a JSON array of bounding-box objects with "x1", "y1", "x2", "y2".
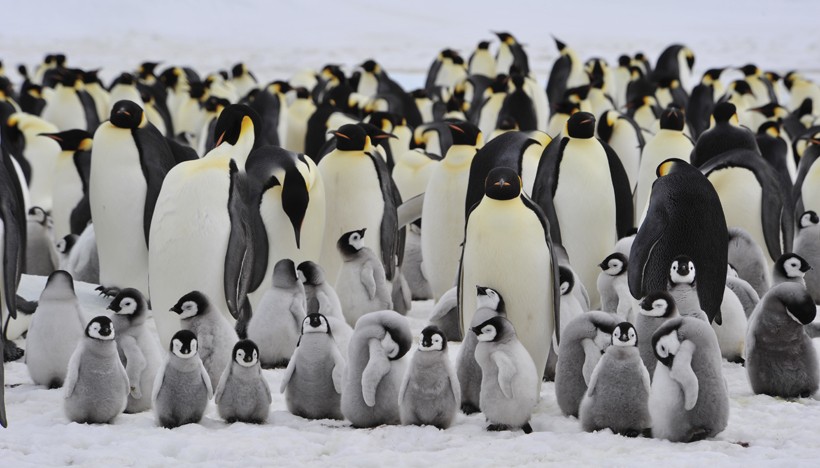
[
  {"x1": 459, "y1": 167, "x2": 558, "y2": 388},
  {"x1": 90, "y1": 100, "x2": 177, "y2": 297},
  {"x1": 215, "y1": 339, "x2": 272, "y2": 424},
  {"x1": 596, "y1": 110, "x2": 645, "y2": 192},
  {"x1": 41, "y1": 69, "x2": 99, "y2": 132},
  {"x1": 531, "y1": 112, "x2": 633, "y2": 307},
  {"x1": 579, "y1": 322, "x2": 651, "y2": 437},
  {"x1": 793, "y1": 211, "x2": 820, "y2": 303},
  {"x1": 473, "y1": 316, "x2": 538, "y2": 433},
  {"x1": 152, "y1": 330, "x2": 213, "y2": 428},
  {"x1": 636, "y1": 291, "x2": 678, "y2": 377},
  {"x1": 25, "y1": 270, "x2": 84, "y2": 388},
  {"x1": 629, "y1": 159, "x2": 727, "y2": 324},
  {"x1": 494, "y1": 32, "x2": 530, "y2": 76},
  {"x1": 341, "y1": 310, "x2": 412, "y2": 428},
  {"x1": 149, "y1": 104, "x2": 262, "y2": 345},
  {"x1": 546, "y1": 37, "x2": 589, "y2": 113},
  {"x1": 64, "y1": 316, "x2": 129, "y2": 424},
  {"x1": 281, "y1": 313, "x2": 346, "y2": 420},
  {"x1": 468, "y1": 41, "x2": 496, "y2": 77},
  {"x1": 399, "y1": 325, "x2": 460, "y2": 429},
  {"x1": 40, "y1": 129, "x2": 92, "y2": 241},
  {"x1": 554, "y1": 311, "x2": 619, "y2": 417},
  {"x1": 108, "y1": 288, "x2": 162, "y2": 413},
  {"x1": 746, "y1": 282, "x2": 818, "y2": 398},
  {"x1": 690, "y1": 102, "x2": 759, "y2": 168},
  {"x1": 651, "y1": 44, "x2": 695, "y2": 91},
  {"x1": 6, "y1": 112, "x2": 59, "y2": 211},
  {"x1": 421, "y1": 120, "x2": 482, "y2": 300}
]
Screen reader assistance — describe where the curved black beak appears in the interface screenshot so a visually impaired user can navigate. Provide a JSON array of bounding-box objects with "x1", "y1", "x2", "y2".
[{"x1": 282, "y1": 173, "x2": 310, "y2": 249}]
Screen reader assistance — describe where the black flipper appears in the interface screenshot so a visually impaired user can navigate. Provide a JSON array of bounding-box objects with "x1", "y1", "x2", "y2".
[
  {"x1": 600, "y1": 138, "x2": 635, "y2": 237},
  {"x1": 133, "y1": 123, "x2": 177, "y2": 247},
  {"x1": 224, "y1": 160, "x2": 255, "y2": 336}
]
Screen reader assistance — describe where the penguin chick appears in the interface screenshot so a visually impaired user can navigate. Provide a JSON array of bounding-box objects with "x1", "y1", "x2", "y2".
[
  {"x1": 248, "y1": 259, "x2": 307, "y2": 368},
  {"x1": 596, "y1": 252, "x2": 634, "y2": 320},
  {"x1": 281, "y1": 313, "x2": 346, "y2": 420},
  {"x1": 473, "y1": 316, "x2": 538, "y2": 433},
  {"x1": 335, "y1": 228, "x2": 392, "y2": 326},
  {"x1": 457, "y1": 285, "x2": 506, "y2": 415},
  {"x1": 26, "y1": 270, "x2": 84, "y2": 388},
  {"x1": 152, "y1": 330, "x2": 213, "y2": 428},
  {"x1": 399, "y1": 326, "x2": 460, "y2": 429},
  {"x1": 793, "y1": 211, "x2": 820, "y2": 303},
  {"x1": 108, "y1": 288, "x2": 162, "y2": 413},
  {"x1": 64, "y1": 316, "x2": 129, "y2": 424},
  {"x1": 636, "y1": 291, "x2": 678, "y2": 377},
  {"x1": 170, "y1": 291, "x2": 237, "y2": 389},
  {"x1": 215, "y1": 339, "x2": 272, "y2": 423},
  {"x1": 746, "y1": 282, "x2": 818, "y2": 398},
  {"x1": 297, "y1": 261, "x2": 353, "y2": 354},
  {"x1": 667, "y1": 256, "x2": 709, "y2": 321},
  {"x1": 725, "y1": 265, "x2": 760, "y2": 318},
  {"x1": 579, "y1": 322, "x2": 651, "y2": 437},
  {"x1": 558, "y1": 266, "x2": 585, "y2": 336},
  {"x1": 772, "y1": 253, "x2": 811, "y2": 287},
  {"x1": 25, "y1": 207, "x2": 57, "y2": 275}
]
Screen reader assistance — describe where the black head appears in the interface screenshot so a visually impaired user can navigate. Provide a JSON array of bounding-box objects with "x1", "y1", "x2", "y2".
[
  {"x1": 85, "y1": 316, "x2": 114, "y2": 341},
  {"x1": 757, "y1": 121, "x2": 780, "y2": 138},
  {"x1": 612, "y1": 322, "x2": 638, "y2": 347},
  {"x1": 138, "y1": 61, "x2": 161, "y2": 78},
  {"x1": 739, "y1": 64, "x2": 759, "y2": 76},
  {"x1": 232, "y1": 339, "x2": 260, "y2": 367},
  {"x1": 107, "y1": 288, "x2": 148, "y2": 320},
  {"x1": 552, "y1": 36, "x2": 566, "y2": 51},
  {"x1": 231, "y1": 63, "x2": 246, "y2": 78},
  {"x1": 639, "y1": 291, "x2": 677, "y2": 318},
  {"x1": 272, "y1": 258, "x2": 299, "y2": 288},
  {"x1": 55, "y1": 234, "x2": 78, "y2": 255},
  {"x1": 669, "y1": 255, "x2": 696, "y2": 285},
  {"x1": 301, "y1": 313, "x2": 331, "y2": 336},
  {"x1": 39, "y1": 129, "x2": 93, "y2": 152},
  {"x1": 332, "y1": 123, "x2": 369, "y2": 151},
  {"x1": 484, "y1": 167, "x2": 521, "y2": 201},
  {"x1": 112, "y1": 72, "x2": 136, "y2": 87},
  {"x1": 712, "y1": 102, "x2": 737, "y2": 124},
  {"x1": 357, "y1": 122, "x2": 396, "y2": 149},
  {"x1": 598, "y1": 252, "x2": 627, "y2": 276},
  {"x1": 337, "y1": 228, "x2": 367, "y2": 257},
  {"x1": 170, "y1": 291, "x2": 210, "y2": 320},
  {"x1": 617, "y1": 55, "x2": 631, "y2": 67},
  {"x1": 170, "y1": 329, "x2": 198, "y2": 358},
  {"x1": 477, "y1": 41, "x2": 491, "y2": 50},
  {"x1": 446, "y1": 120, "x2": 482, "y2": 146},
  {"x1": 418, "y1": 325, "x2": 447, "y2": 351},
  {"x1": 82, "y1": 69, "x2": 102, "y2": 85},
  {"x1": 109, "y1": 100, "x2": 145, "y2": 129},
  {"x1": 213, "y1": 104, "x2": 262, "y2": 147},
  {"x1": 472, "y1": 315, "x2": 513, "y2": 342},
  {"x1": 297, "y1": 261, "x2": 325, "y2": 286},
  {"x1": 361, "y1": 60, "x2": 379, "y2": 73},
  {"x1": 28, "y1": 206, "x2": 48, "y2": 226},
  {"x1": 495, "y1": 31, "x2": 515, "y2": 44},
  {"x1": 476, "y1": 285, "x2": 505, "y2": 313},
  {"x1": 729, "y1": 80, "x2": 754, "y2": 97},
  {"x1": 566, "y1": 112, "x2": 596, "y2": 139},
  {"x1": 775, "y1": 253, "x2": 811, "y2": 278},
  {"x1": 800, "y1": 211, "x2": 820, "y2": 229},
  {"x1": 294, "y1": 87, "x2": 310, "y2": 99},
  {"x1": 655, "y1": 157, "x2": 690, "y2": 178},
  {"x1": 659, "y1": 106, "x2": 686, "y2": 131},
  {"x1": 558, "y1": 265, "x2": 575, "y2": 296}
]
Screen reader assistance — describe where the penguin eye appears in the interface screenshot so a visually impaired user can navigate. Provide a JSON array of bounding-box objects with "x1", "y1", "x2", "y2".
[
  {"x1": 236, "y1": 350, "x2": 245, "y2": 360},
  {"x1": 433, "y1": 335, "x2": 442, "y2": 345},
  {"x1": 56, "y1": 240, "x2": 65, "y2": 251},
  {"x1": 688, "y1": 262, "x2": 695, "y2": 271},
  {"x1": 252, "y1": 350, "x2": 258, "y2": 361},
  {"x1": 657, "y1": 344, "x2": 668, "y2": 357},
  {"x1": 629, "y1": 329, "x2": 636, "y2": 339}
]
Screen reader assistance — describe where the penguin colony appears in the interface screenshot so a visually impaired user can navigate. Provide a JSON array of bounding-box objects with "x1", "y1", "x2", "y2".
[{"x1": 0, "y1": 33, "x2": 816, "y2": 447}]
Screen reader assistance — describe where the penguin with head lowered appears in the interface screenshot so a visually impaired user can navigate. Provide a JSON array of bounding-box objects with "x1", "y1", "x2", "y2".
[
  {"x1": 637, "y1": 291, "x2": 679, "y2": 377},
  {"x1": 215, "y1": 339, "x2": 272, "y2": 424}
]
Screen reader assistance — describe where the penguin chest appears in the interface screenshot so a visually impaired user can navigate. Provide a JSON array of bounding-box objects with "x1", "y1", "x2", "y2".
[
  {"x1": 42, "y1": 89, "x2": 86, "y2": 131},
  {"x1": 608, "y1": 124, "x2": 641, "y2": 190},
  {"x1": 707, "y1": 168, "x2": 768, "y2": 262},
  {"x1": 802, "y1": 163, "x2": 820, "y2": 221},
  {"x1": 52, "y1": 155, "x2": 85, "y2": 239}
]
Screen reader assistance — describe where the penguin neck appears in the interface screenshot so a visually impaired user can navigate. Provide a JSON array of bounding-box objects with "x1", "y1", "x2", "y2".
[
  {"x1": 398, "y1": 150, "x2": 434, "y2": 170},
  {"x1": 442, "y1": 144, "x2": 477, "y2": 168},
  {"x1": 173, "y1": 354, "x2": 203, "y2": 371},
  {"x1": 480, "y1": 195, "x2": 520, "y2": 209},
  {"x1": 85, "y1": 338, "x2": 117, "y2": 357}
]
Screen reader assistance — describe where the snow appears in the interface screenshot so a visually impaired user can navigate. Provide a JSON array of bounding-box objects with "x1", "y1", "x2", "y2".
[{"x1": 4, "y1": 0, "x2": 820, "y2": 465}]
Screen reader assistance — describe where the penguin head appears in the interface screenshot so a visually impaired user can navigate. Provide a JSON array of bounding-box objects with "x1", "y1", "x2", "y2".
[
  {"x1": 552, "y1": 36, "x2": 567, "y2": 53},
  {"x1": 232, "y1": 340, "x2": 259, "y2": 368},
  {"x1": 170, "y1": 291, "x2": 210, "y2": 320},
  {"x1": 701, "y1": 68, "x2": 725, "y2": 85},
  {"x1": 39, "y1": 129, "x2": 93, "y2": 152},
  {"x1": 652, "y1": 326, "x2": 681, "y2": 368},
  {"x1": 170, "y1": 330, "x2": 198, "y2": 359},
  {"x1": 712, "y1": 102, "x2": 738, "y2": 125},
  {"x1": 446, "y1": 120, "x2": 482, "y2": 146},
  {"x1": 213, "y1": 104, "x2": 261, "y2": 148},
  {"x1": 476, "y1": 41, "x2": 491, "y2": 50},
  {"x1": 231, "y1": 63, "x2": 248, "y2": 79},
  {"x1": 379, "y1": 330, "x2": 405, "y2": 360},
  {"x1": 739, "y1": 64, "x2": 760, "y2": 77},
  {"x1": 418, "y1": 325, "x2": 447, "y2": 352},
  {"x1": 107, "y1": 288, "x2": 147, "y2": 320},
  {"x1": 639, "y1": 291, "x2": 677, "y2": 318},
  {"x1": 337, "y1": 228, "x2": 367, "y2": 257},
  {"x1": 598, "y1": 253, "x2": 627, "y2": 277},
  {"x1": 473, "y1": 316, "x2": 515, "y2": 343},
  {"x1": 302, "y1": 313, "x2": 331, "y2": 335},
  {"x1": 332, "y1": 124, "x2": 369, "y2": 151},
  {"x1": 27, "y1": 206, "x2": 49, "y2": 226},
  {"x1": 659, "y1": 106, "x2": 686, "y2": 131},
  {"x1": 272, "y1": 258, "x2": 300, "y2": 288},
  {"x1": 111, "y1": 72, "x2": 136, "y2": 87},
  {"x1": 137, "y1": 61, "x2": 161, "y2": 80},
  {"x1": 612, "y1": 322, "x2": 637, "y2": 347},
  {"x1": 494, "y1": 32, "x2": 517, "y2": 45},
  {"x1": 297, "y1": 261, "x2": 325, "y2": 286},
  {"x1": 596, "y1": 110, "x2": 619, "y2": 142},
  {"x1": 360, "y1": 59, "x2": 381, "y2": 74},
  {"x1": 566, "y1": 112, "x2": 596, "y2": 139},
  {"x1": 86, "y1": 316, "x2": 115, "y2": 341},
  {"x1": 775, "y1": 253, "x2": 811, "y2": 279},
  {"x1": 484, "y1": 167, "x2": 522, "y2": 201},
  {"x1": 655, "y1": 157, "x2": 691, "y2": 178},
  {"x1": 799, "y1": 211, "x2": 820, "y2": 229},
  {"x1": 476, "y1": 285, "x2": 505, "y2": 313},
  {"x1": 669, "y1": 256, "x2": 696, "y2": 285},
  {"x1": 558, "y1": 266, "x2": 575, "y2": 296},
  {"x1": 109, "y1": 100, "x2": 145, "y2": 129},
  {"x1": 757, "y1": 121, "x2": 782, "y2": 139},
  {"x1": 42, "y1": 270, "x2": 76, "y2": 299},
  {"x1": 55, "y1": 234, "x2": 77, "y2": 255}
]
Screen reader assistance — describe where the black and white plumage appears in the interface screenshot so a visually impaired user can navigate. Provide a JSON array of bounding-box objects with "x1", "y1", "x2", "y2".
[
  {"x1": 666, "y1": 256, "x2": 709, "y2": 321},
  {"x1": 399, "y1": 326, "x2": 459, "y2": 429},
  {"x1": 152, "y1": 330, "x2": 213, "y2": 428},
  {"x1": 636, "y1": 291, "x2": 679, "y2": 377},
  {"x1": 772, "y1": 253, "x2": 811, "y2": 287},
  {"x1": 215, "y1": 340, "x2": 272, "y2": 424},
  {"x1": 336, "y1": 228, "x2": 392, "y2": 326}
]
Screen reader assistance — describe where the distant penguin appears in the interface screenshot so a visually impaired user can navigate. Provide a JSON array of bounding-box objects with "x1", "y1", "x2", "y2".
[
  {"x1": 25, "y1": 270, "x2": 84, "y2": 388},
  {"x1": 579, "y1": 322, "x2": 651, "y2": 437},
  {"x1": 636, "y1": 291, "x2": 678, "y2": 377},
  {"x1": 727, "y1": 226, "x2": 771, "y2": 297},
  {"x1": 746, "y1": 282, "x2": 818, "y2": 397},
  {"x1": 41, "y1": 70, "x2": 99, "y2": 132},
  {"x1": 63, "y1": 316, "x2": 129, "y2": 424},
  {"x1": 24, "y1": 207, "x2": 57, "y2": 275},
  {"x1": 494, "y1": 32, "x2": 530, "y2": 76},
  {"x1": 546, "y1": 37, "x2": 589, "y2": 113},
  {"x1": 629, "y1": 159, "x2": 727, "y2": 324},
  {"x1": 652, "y1": 44, "x2": 695, "y2": 91},
  {"x1": 5, "y1": 113, "x2": 60, "y2": 211},
  {"x1": 468, "y1": 41, "x2": 496, "y2": 77},
  {"x1": 230, "y1": 63, "x2": 258, "y2": 99},
  {"x1": 690, "y1": 102, "x2": 759, "y2": 168},
  {"x1": 472, "y1": 316, "x2": 537, "y2": 433},
  {"x1": 498, "y1": 75, "x2": 537, "y2": 131},
  {"x1": 152, "y1": 330, "x2": 213, "y2": 428},
  {"x1": 649, "y1": 317, "x2": 729, "y2": 442},
  {"x1": 39, "y1": 128, "x2": 92, "y2": 241},
  {"x1": 170, "y1": 291, "x2": 237, "y2": 389},
  {"x1": 341, "y1": 310, "x2": 412, "y2": 428},
  {"x1": 596, "y1": 110, "x2": 645, "y2": 192},
  {"x1": 793, "y1": 211, "x2": 820, "y2": 303},
  {"x1": 215, "y1": 339, "x2": 272, "y2": 424},
  {"x1": 247, "y1": 259, "x2": 307, "y2": 368},
  {"x1": 687, "y1": 68, "x2": 726, "y2": 139},
  {"x1": 772, "y1": 253, "x2": 811, "y2": 286},
  {"x1": 555, "y1": 312, "x2": 619, "y2": 417},
  {"x1": 108, "y1": 288, "x2": 162, "y2": 413},
  {"x1": 59, "y1": 225, "x2": 99, "y2": 284},
  {"x1": 281, "y1": 313, "x2": 345, "y2": 420},
  {"x1": 283, "y1": 87, "x2": 316, "y2": 153},
  {"x1": 399, "y1": 325, "x2": 459, "y2": 429},
  {"x1": 335, "y1": 229, "x2": 392, "y2": 326}
]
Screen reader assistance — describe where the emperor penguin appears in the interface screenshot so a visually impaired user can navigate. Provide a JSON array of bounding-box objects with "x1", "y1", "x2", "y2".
[
  {"x1": 399, "y1": 325, "x2": 460, "y2": 429},
  {"x1": 468, "y1": 41, "x2": 496, "y2": 77},
  {"x1": 90, "y1": 100, "x2": 177, "y2": 297},
  {"x1": 108, "y1": 288, "x2": 163, "y2": 413},
  {"x1": 746, "y1": 282, "x2": 818, "y2": 398},
  {"x1": 687, "y1": 68, "x2": 726, "y2": 139},
  {"x1": 281, "y1": 313, "x2": 346, "y2": 420},
  {"x1": 636, "y1": 291, "x2": 679, "y2": 377},
  {"x1": 24, "y1": 207, "x2": 57, "y2": 275},
  {"x1": 341, "y1": 310, "x2": 412, "y2": 428},
  {"x1": 667, "y1": 256, "x2": 709, "y2": 321},
  {"x1": 5, "y1": 113, "x2": 59, "y2": 211},
  {"x1": 459, "y1": 167, "x2": 559, "y2": 389},
  {"x1": 728, "y1": 227, "x2": 771, "y2": 297},
  {"x1": 230, "y1": 63, "x2": 258, "y2": 100},
  {"x1": 494, "y1": 32, "x2": 530, "y2": 76},
  {"x1": 793, "y1": 211, "x2": 820, "y2": 302},
  {"x1": 651, "y1": 44, "x2": 695, "y2": 91},
  {"x1": 25, "y1": 270, "x2": 85, "y2": 388},
  {"x1": 772, "y1": 253, "x2": 811, "y2": 286},
  {"x1": 596, "y1": 252, "x2": 633, "y2": 321},
  {"x1": 108, "y1": 73, "x2": 144, "y2": 108},
  {"x1": 39, "y1": 129, "x2": 93, "y2": 241},
  {"x1": 215, "y1": 339, "x2": 272, "y2": 424},
  {"x1": 296, "y1": 260, "x2": 352, "y2": 352},
  {"x1": 247, "y1": 259, "x2": 307, "y2": 368},
  {"x1": 629, "y1": 159, "x2": 727, "y2": 324},
  {"x1": 472, "y1": 316, "x2": 537, "y2": 433},
  {"x1": 152, "y1": 330, "x2": 213, "y2": 428},
  {"x1": 546, "y1": 37, "x2": 589, "y2": 113},
  {"x1": 596, "y1": 110, "x2": 645, "y2": 192},
  {"x1": 335, "y1": 229, "x2": 392, "y2": 326},
  {"x1": 739, "y1": 64, "x2": 777, "y2": 108},
  {"x1": 282, "y1": 87, "x2": 316, "y2": 153},
  {"x1": 532, "y1": 112, "x2": 633, "y2": 307},
  {"x1": 170, "y1": 291, "x2": 238, "y2": 389},
  {"x1": 555, "y1": 312, "x2": 619, "y2": 417},
  {"x1": 690, "y1": 102, "x2": 759, "y2": 168},
  {"x1": 649, "y1": 317, "x2": 730, "y2": 442},
  {"x1": 41, "y1": 69, "x2": 99, "y2": 132},
  {"x1": 579, "y1": 322, "x2": 651, "y2": 437},
  {"x1": 63, "y1": 316, "x2": 129, "y2": 424},
  {"x1": 421, "y1": 120, "x2": 483, "y2": 300}
]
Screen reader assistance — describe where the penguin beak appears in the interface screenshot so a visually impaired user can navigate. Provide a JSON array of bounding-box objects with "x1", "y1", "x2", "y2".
[
  {"x1": 107, "y1": 303, "x2": 121, "y2": 313},
  {"x1": 470, "y1": 326, "x2": 482, "y2": 336},
  {"x1": 170, "y1": 304, "x2": 182, "y2": 314},
  {"x1": 333, "y1": 131, "x2": 351, "y2": 140},
  {"x1": 215, "y1": 131, "x2": 226, "y2": 147},
  {"x1": 801, "y1": 263, "x2": 812, "y2": 273},
  {"x1": 281, "y1": 176, "x2": 310, "y2": 249}
]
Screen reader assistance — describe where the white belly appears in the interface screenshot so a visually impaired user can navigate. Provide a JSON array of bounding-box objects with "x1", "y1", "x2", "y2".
[
  {"x1": 608, "y1": 123, "x2": 642, "y2": 193},
  {"x1": 42, "y1": 89, "x2": 87, "y2": 131},
  {"x1": 25, "y1": 137, "x2": 61, "y2": 211},
  {"x1": 52, "y1": 154, "x2": 84, "y2": 240},
  {"x1": 712, "y1": 286, "x2": 747, "y2": 361},
  {"x1": 708, "y1": 167, "x2": 770, "y2": 265}
]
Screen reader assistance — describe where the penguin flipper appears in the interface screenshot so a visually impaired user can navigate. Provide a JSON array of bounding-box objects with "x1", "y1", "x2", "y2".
[
  {"x1": 214, "y1": 364, "x2": 230, "y2": 404},
  {"x1": 119, "y1": 335, "x2": 146, "y2": 396},
  {"x1": 360, "y1": 263, "x2": 378, "y2": 300},
  {"x1": 640, "y1": 362, "x2": 651, "y2": 394},
  {"x1": 586, "y1": 358, "x2": 603, "y2": 397},
  {"x1": 151, "y1": 360, "x2": 168, "y2": 403},
  {"x1": 134, "y1": 124, "x2": 176, "y2": 247},
  {"x1": 362, "y1": 338, "x2": 391, "y2": 407},
  {"x1": 279, "y1": 353, "x2": 296, "y2": 394},
  {"x1": 331, "y1": 344, "x2": 345, "y2": 395},
  {"x1": 628, "y1": 205, "x2": 668, "y2": 300},
  {"x1": 600, "y1": 139, "x2": 635, "y2": 238},
  {"x1": 367, "y1": 151, "x2": 400, "y2": 280},
  {"x1": 200, "y1": 361, "x2": 214, "y2": 400},
  {"x1": 670, "y1": 340, "x2": 699, "y2": 411},
  {"x1": 492, "y1": 351, "x2": 517, "y2": 399},
  {"x1": 63, "y1": 348, "x2": 82, "y2": 399},
  {"x1": 0, "y1": 347, "x2": 5, "y2": 427},
  {"x1": 581, "y1": 339, "x2": 602, "y2": 386},
  {"x1": 398, "y1": 368, "x2": 409, "y2": 408},
  {"x1": 446, "y1": 358, "x2": 461, "y2": 405},
  {"x1": 224, "y1": 162, "x2": 255, "y2": 324}
]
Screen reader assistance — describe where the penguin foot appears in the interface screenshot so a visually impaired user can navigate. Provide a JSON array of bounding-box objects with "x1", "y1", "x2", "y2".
[
  {"x1": 728, "y1": 356, "x2": 745, "y2": 365},
  {"x1": 95, "y1": 285, "x2": 121, "y2": 297},
  {"x1": 15, "y1": 296, "x2": 37, "y2": 314},
  {"x1": 522, "y1": 423, "x2": 533, "y2": 434},
  {"x1": 622, "y1": 429, "x2": 641, "y2": 438},
  {"x1": 687, "y1": 428, "x2": 711, "y2": 442},
  {"x1": 487, "y1": 423, "x2": 510, "y2": 432},
  {"x1": 641, "y1": 428, "x2": 653, "y2": 438},
  {"x1": 461, "y1": 403, "x2": 480, "y2": 415},
  {"x1": 3, "y1": 340, "x2": 24, "y2": 362}
]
